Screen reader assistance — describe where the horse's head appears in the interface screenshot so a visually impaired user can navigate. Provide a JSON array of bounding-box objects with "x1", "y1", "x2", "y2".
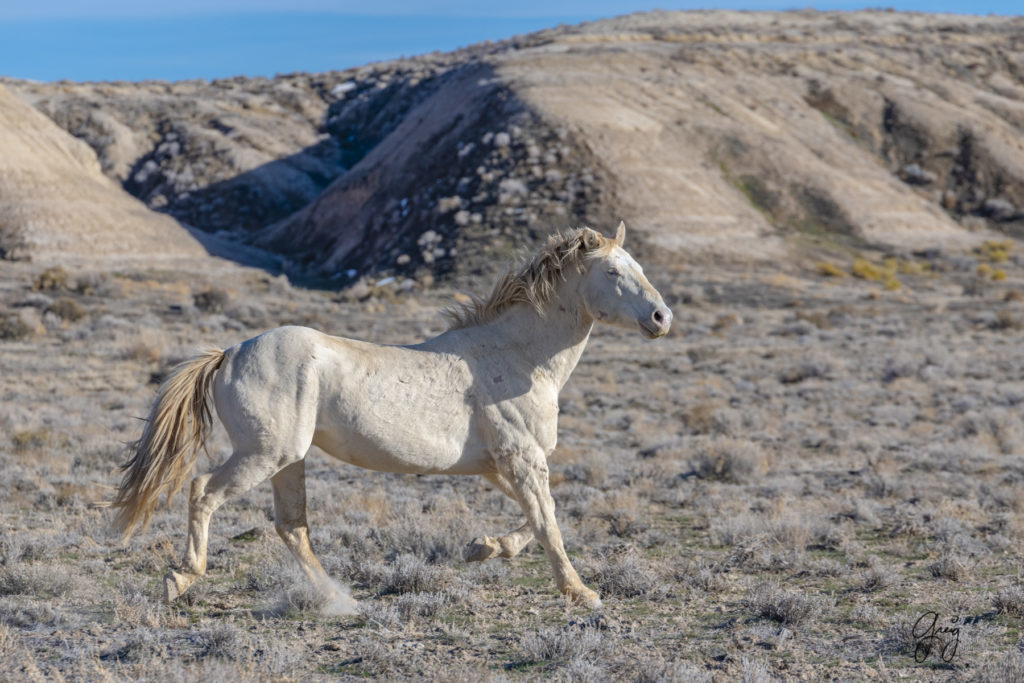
[{"x1": 579, "y1": 223, "x2": 672, "y2": 339}]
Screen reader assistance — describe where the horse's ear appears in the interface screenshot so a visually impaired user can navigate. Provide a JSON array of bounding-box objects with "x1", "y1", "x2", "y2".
[
  {"x1": 581, "y1": 228, "x2": 602, "y2": 251},
  {"x1": 614, "y1": 221, "x2": 626, "y2": 246}
]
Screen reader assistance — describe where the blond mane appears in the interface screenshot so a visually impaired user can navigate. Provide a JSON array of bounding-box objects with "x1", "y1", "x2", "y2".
[{"x1": 444, "y1": 227, "x2": 610, "y2": 330}]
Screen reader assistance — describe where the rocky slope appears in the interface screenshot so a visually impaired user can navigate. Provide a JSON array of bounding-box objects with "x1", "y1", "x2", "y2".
[
  {"x1": 4, "y1": 11, "x2": 1024, "y2": 285},
  {"x1": 8, "y1": 73, "x2": 354, "y2": 238}
]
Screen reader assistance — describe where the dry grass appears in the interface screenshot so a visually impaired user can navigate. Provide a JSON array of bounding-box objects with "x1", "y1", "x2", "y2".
[
  {"x1": 745, "y1": 581, "x2": 825, "y2": 626},
  {"x1": 2, "y1": 251, "x2": 1024, "y2": 680}
]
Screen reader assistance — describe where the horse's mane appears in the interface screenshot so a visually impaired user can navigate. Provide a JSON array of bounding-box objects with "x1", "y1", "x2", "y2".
[{"x1": 444, "y1": 227, "x2": 610, "y2": 330}]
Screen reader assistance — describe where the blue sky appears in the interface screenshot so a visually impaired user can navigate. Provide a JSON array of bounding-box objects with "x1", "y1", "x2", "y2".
[{"x1": 1, "y1": 1, "x2": 1019, "y2": 82}]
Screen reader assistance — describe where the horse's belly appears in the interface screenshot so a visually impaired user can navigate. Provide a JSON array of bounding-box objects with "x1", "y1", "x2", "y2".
[{"x1": 313, "y1": 410, "x2": 488, "y2": 475}]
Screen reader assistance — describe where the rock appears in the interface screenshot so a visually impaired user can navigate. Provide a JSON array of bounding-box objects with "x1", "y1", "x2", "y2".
[
  {"x1": 493, "y1": 131, "x2": 511, "y2": 147},
  {"x1": 983, "y1": 198, "x2": 1016, "y2": 221},
  {"x1": 436, "y1": 196, "x2": 463, "y2": 214},
  {"x1": 417, "y1": 230, "x2": 439, "y2": 247},
  {"x1": 498, "y1": 178, "x2": 528, "y2": 203},
  {"x1": 901, "y1": 163, "x2": 937, "y2": 185},
  {"x1": 332, "y1": 80, "x2": 357, "y2": 96}
]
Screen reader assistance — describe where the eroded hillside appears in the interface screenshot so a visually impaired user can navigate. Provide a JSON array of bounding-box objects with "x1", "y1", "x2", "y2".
[
  {"x1": 0, "y1": 84, "x2": 209, "y2": 267},
  {"x1": 4, "y1": 10, "x2": 1024, "y2": 286}
]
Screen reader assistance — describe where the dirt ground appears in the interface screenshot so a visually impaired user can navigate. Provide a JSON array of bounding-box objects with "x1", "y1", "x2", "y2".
[{"x1": 3, "y1": 241, "x2": 1024, "y2": 681}]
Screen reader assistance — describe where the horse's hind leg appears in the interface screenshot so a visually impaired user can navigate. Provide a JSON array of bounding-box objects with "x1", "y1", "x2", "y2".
[
  {"x1": 164, "y1": 451, "x2": 282, "y2": 602},
  {"x1": 270, "y1": 459, "x2": 332, "y2": 590},
  {"x1": 465, "y1": 472, "x2": 536, "y2": 562}
]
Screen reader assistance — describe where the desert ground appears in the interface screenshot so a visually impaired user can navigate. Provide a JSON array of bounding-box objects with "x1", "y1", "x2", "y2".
[
  {"x1": 2, "y1": 8, "x2": 1024, "y2": 682},
  {"x1": 3, "y1": 237, "x2": 1024, "y2": 681}
]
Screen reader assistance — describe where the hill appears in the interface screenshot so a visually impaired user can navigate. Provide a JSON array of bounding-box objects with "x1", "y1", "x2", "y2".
[
  {"x1": 4, "y1": 10, "x2": 1024, "y2": 285},
  {"x1": 0, "y1": 84, "x2": 210, "y2": 267}
]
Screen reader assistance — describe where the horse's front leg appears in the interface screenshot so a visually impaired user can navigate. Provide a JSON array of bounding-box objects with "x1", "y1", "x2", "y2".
[
  {"x1": 465, "y1": 472, "x2": 535, "y2": 562},
  {"x1": 496, "y1": 447, "x2": 601, "y2": 609}
]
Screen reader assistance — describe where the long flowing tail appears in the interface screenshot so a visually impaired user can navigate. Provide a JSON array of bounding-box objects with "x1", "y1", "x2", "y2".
[{"x1": 105, "y1": 349, "x2": 225, "y2": 540}]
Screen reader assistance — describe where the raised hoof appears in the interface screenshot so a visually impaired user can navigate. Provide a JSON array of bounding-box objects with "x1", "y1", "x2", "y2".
[
  {"x1": 464, "y1": 536, "x2": 501, "y2": 563},
  {"x1": 163, "y1": 570, "x2": 196, "y2": 603},
  {"x1": 566, "y1": 586, "x2": 603, "y2": 610}
]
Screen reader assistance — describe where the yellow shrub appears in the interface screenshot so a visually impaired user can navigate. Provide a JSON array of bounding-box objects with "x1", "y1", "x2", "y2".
[
  {"x1": 896, "y1": 259, "x2": 928, "y2": 275},
  {"x1": 979, "y1": 240, "x2": 1012, "y2": 263},
  {"x1": 816, "y1": 261, "x2": 845, "y2": 278},
  {"x1": 993, "y1": 269, "x2": 1007, "y2": 281},
  {"x1": 852, "y1": 259, "x2": 886, "y2": 281},
  {"x1": 978, "y1": 263, "x2": 994, "y2": 278}
]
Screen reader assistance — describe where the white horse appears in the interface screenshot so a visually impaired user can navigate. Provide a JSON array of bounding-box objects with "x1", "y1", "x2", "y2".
[{"x1": 108, "y1": 223, "x2": 672, "y2": 609}]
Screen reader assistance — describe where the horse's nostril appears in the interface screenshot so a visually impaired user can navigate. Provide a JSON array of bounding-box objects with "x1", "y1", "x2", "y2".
[{"x1": 653, "y1": 311, "x2": 663, "y2": 323}]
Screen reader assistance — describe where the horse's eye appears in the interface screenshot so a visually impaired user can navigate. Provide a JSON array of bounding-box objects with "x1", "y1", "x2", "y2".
[{"x1": 607, "y1": 268, "x2": 619, "y2": 276}]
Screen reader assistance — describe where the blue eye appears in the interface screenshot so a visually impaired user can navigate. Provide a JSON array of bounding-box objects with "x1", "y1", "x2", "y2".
[{"x1": 607, "y1": 268, "x2": 619, "y2": 276}]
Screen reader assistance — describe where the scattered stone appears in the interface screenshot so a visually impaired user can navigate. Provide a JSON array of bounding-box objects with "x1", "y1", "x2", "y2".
[
  {"x1": 332, "y1": 81, "x2": 357, "y2": 96},
  {"x1": 436, "y1": 196, "x2": 463, "y2": 214},
  {"x1": 983, "y1": 198, "x2": 1016, "y2": 221},
  {"x1": 498, "y1": 178, "x2": 528, "y2": 203},
  {"x1": 901, "y1": 163, "x2": 936, "y2": 185}
]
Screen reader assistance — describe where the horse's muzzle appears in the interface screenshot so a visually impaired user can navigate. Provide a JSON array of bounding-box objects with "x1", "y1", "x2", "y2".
[{"x1": 640, "y1": 305, "x2": 673, "y2": 338}]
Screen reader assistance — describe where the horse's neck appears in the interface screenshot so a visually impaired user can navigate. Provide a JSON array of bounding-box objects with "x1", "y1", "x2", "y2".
[{"x1": 483, "y1": 289, "x2": 593, "y2": 391}]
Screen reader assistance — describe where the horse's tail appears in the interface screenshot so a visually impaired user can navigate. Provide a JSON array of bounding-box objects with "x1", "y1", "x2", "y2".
[{"x1": 104, "y1": 349, "x2": 225, "y2": 541}]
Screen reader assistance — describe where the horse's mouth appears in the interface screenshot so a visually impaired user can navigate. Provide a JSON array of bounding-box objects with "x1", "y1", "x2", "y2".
[{"x1": 639, "y1": 320, "x2": 669, "y2": 339}]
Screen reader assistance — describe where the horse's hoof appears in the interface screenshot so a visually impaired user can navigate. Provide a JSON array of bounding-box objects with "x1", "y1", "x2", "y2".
[
  {"x1": 163, "y1": 570, "x2": 195, "y2": 603},
  {"x1": 464, "y1": 537, "x2": 500, "y2": 562},
  {"x1": 567, "y1": 586, "x2": 603, "y2": 610}
]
